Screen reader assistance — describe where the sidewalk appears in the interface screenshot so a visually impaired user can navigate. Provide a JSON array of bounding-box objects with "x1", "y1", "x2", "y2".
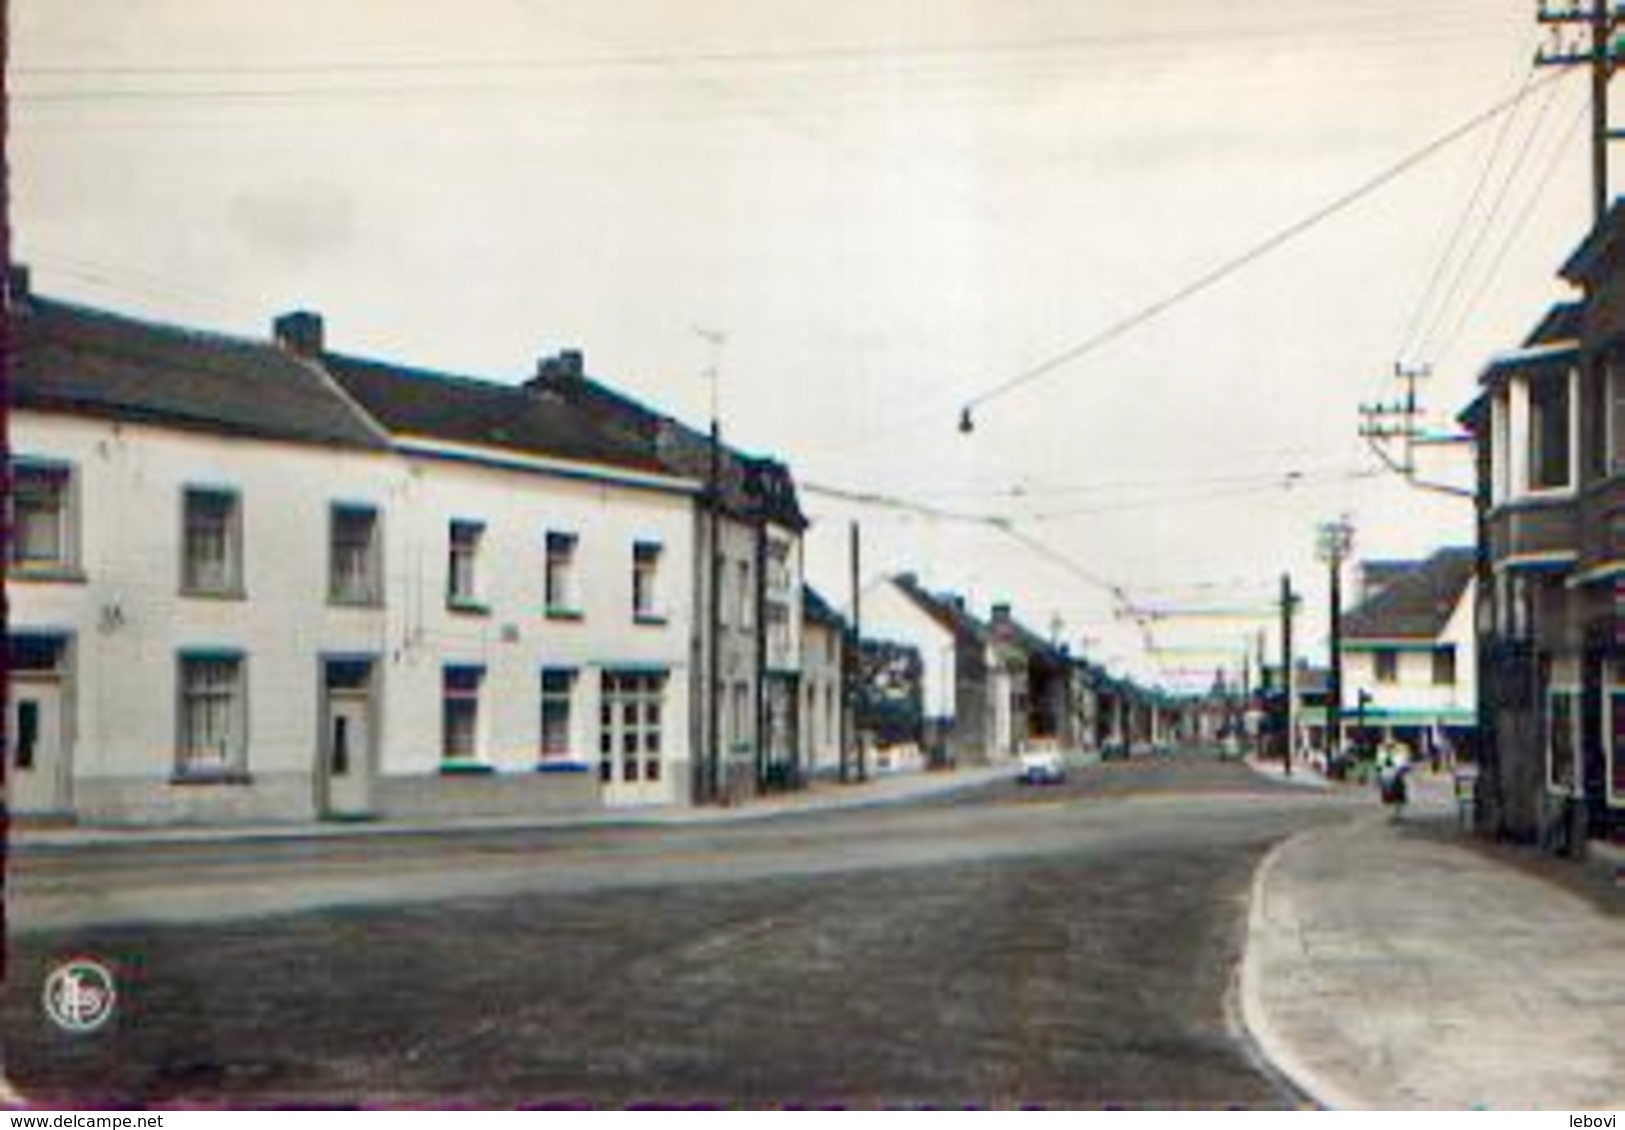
[
  {"x1": 11, "y1": 763, "x2": 1014, "y2": 851},
  {"x1": 1241, "y1": 802, "x2": 1625, "y2": 1109}
]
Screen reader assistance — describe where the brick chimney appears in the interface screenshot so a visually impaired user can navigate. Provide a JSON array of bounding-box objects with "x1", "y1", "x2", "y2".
[{"x1": 273, "y1": 310, "x2": 325, "y2": 358}]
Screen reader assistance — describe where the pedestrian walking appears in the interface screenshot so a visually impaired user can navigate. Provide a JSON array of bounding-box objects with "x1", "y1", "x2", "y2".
[{"x1": 1376, "y1": 740, "x2": 1410, "y2": 821}]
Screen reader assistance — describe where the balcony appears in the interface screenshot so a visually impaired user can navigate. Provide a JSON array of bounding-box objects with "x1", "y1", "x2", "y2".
[{"x1": 1486, "y1": 497, "x2": 1579, "y2": 568}]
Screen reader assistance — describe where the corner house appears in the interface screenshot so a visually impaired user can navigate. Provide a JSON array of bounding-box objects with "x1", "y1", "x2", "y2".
[{"x1": 6, "y1": 273, "x2": 697, "y2": 825}]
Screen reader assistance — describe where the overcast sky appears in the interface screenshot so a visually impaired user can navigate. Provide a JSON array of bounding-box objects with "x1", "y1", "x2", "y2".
[{"x1": 14, "y1": 1, "x2": 1604, "y2": 687}]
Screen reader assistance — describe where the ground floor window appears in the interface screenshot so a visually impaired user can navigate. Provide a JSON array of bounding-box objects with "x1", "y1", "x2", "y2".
[
  {"x1": 540, "y1": 668, "x2": 575, "y2": 764},
  {"x1": 178, "y1": 654, "x2": 246, "y2": 776},
  {"x1": 600, "y1": 670, "x2": 666, "y2": 785},
  {"x1": 1608, "y1": 684, "x2": 1625, "y2": 806},
  {"x1": 443, "y1": 666, "x2": 484, "y2": 763},
  {"x1": 1547, "y1": 687, "x2": 1580, "y2": 794}
]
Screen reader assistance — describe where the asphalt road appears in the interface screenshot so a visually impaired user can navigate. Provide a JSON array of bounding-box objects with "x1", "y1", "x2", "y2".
[{"x1": 1, "y1": 753, "x2": 1355, "y2": 1108}]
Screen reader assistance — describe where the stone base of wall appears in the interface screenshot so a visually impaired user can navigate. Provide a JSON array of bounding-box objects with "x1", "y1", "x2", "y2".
[
  {"x1": 75, "y1": 773, "x2": 316, "y2": 826},
  {"x1": 377, "y1": 770, "x2": 602, "y2": 820}
]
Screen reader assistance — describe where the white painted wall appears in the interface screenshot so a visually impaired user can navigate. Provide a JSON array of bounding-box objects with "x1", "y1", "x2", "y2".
[
  {"x1": 1344, "y1": 577, "x2": 1478, "y2": 725},
  {"x1": 9, "y1": 412, "x2": 396, "y2": 820},
  {"x1": 7, "y1": 409, "x2": 699, "y2": 820},
  {"x1": 800, "y1": 616, "x2": 843, "y2": 776},
  {"x1": 381, "y1": 446, "x2": 696, "y2": 806},
  {"x1": 861, "y1": 579, "x2": 956, "y2": 721}
]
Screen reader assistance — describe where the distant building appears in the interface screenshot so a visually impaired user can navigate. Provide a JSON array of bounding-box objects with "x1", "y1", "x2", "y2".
[
  {"x1": 1340, "y1": 549, "x2": 1478, "y2": 761},
  {"x1": 799, "y1": 584, "x2": 845, "y2": 780}
]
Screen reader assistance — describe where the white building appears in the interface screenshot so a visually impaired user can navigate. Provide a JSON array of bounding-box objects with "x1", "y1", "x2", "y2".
[
  {"x1": 1341, "y1": 548, "x2": 1478, "y2": 760},
  {"x1": 860, "y1": 574, "x2": 1012, "y2": 766},
  {"x1": 6, "y1": 286, "x2": 700, "y2": 824},
  {"x1": 799, "y1": 584, "x2": 845, "y2": 779}
]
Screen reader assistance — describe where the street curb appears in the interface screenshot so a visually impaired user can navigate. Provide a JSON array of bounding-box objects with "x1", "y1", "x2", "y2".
[
  {"x1": 8, "y1": 766, "x2": 1014, "y2": 854},
  {"x1": 1236, "y1": 825, "x2": 1363, "y2": 1112}
]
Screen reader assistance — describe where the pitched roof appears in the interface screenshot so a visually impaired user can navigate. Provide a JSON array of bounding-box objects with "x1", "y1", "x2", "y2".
[
  {"x1": 888, "y1": 573, "x2": 989, "y2": 642},
  {"x1": 317, "y1": 351, "x2": 668, "y2": 477},
  {"x1": 1342, "y1": 547, "x2": 1475, "y2": 641},
  {"x1": 533, "y1": 368, "x2": 807, "y2": 528},
  {"x1": 1560, "y1": 197, "x2": 1625, "y2": 283},
  {"x1": 11, "y1": 294, "x2": 386, "y2": 450},
  {"x1": 802, "y1": 583, "x2": 845, "y2": 629}
]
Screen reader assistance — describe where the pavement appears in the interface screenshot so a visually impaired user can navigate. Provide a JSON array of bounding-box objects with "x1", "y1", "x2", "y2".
[
  {"x1": 1240, "y1": 766, "x2": 1625, "y2": 1110},
  {"x1": 9, "y1": 761, "x2": 1016, "y2": 851}
]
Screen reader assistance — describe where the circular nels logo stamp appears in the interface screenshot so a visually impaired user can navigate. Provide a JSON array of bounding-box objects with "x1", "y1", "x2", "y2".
[{"x1": 42, "y1": 958, "x2": 117, "y2": 1034}]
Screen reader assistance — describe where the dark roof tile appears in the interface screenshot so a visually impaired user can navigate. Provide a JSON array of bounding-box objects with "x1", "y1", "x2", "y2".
[{"x1": 1342, "y1": 547, "x2": 1474, "y2": 641}]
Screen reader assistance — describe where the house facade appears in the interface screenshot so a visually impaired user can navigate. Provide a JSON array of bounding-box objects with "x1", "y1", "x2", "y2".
[
  {"x1": 6, "y1": 284, "x2": 702, "y2": 824},
  {"x1": 799, "y1": 584, "x2": 845, "y2": 779},
  {"x1": 1340, "y1": 550, "x2": 1477, "y2": 762},
  {"x1": 862, "y1": 574, "x2": 1006, "y2": 766},
  {"x1": 528, "y1": 358, "x2": 809, "y2": 802},
  {"x1": 1464, "y1": 202, "x2": 1625, "y2": 848}
]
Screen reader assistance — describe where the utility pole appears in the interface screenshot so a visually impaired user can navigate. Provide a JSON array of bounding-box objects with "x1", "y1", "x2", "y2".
[
  {"x1": 847, "y1": 520, "x2": 865, "y2": 783},
  {"x1": 1280, "y1": 574, "x2": 1298, "y2": 776},
  {"x1": 696, "y1": 328, "x2": 726, "y2": 806},
  {"x1": 1537, "y1": 0, "x2": 1621, "y2": 224},
  {"x1": 1318, "y1": 517, "x2": 1355, "y2": 759}
]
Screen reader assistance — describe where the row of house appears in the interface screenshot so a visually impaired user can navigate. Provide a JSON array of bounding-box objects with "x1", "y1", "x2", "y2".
[
  {"x1": 4, "y1": 273, "x2": 861, "y2": 825},
  {"x1": 862, "y1": 573, "x2": 1184, "y2": 765},
  {"x1": 1461, "y1": 200, "x2": 1625, "y2": 850}
]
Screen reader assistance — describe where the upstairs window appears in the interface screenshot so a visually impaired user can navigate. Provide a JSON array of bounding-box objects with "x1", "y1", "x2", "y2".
[
  {"x1": 182, "y1": 488, "x2": 243, "y2": 596},
  {"x1": 447, "y1": 520, "x2": 483, "y2": 609},
  {"x1": 1528, "y1": 370, "x2": 1573, "y2": 492},
  {"x1": 1375, "y1": 651, "x2": 1398, "y2": 685},
  {"x1": 10, "y1": 461, "x2": 75, "y2": 572},
  {"x1": 546, "y1": 531, "x2": 580, "y2": 616},
  {"x1": 1431, "y1": 646, "x2": 1457, "y2": 687},
  {"x1": 1610, "y1": 360, "x2": 1625, "y2": 474},
  {"x1": 331, "y1": 505, "x2": 382, "y2": 606},
  {"x1": 737, "y1": 560, "x2": 754, "y2": 629},
  {"x1": 633, "y1": 541, "x2": 663, "y2": 622}
]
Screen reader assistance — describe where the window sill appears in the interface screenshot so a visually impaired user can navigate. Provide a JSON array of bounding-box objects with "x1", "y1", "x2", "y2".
[
  {"x1": 446, "y1": 599, "x2": 491, "y2": 617},
  {"x1": 546, "y1": 607, "x2": 585, "y2": 622},
  {"x1": 11, "y1": 564, "x2": 87, "y2": 584},
  {"x1": 536, "y1": 760, "x2": 589, "y2": 774},
  {"x1": 171, "y1": 769, "x2": 253, "y2": 786},
  {"x1": 181, "y1": 587, "x2": 248, "y2": 602},
  {"x1": 633, "y1": 613, "x2": 668, "y2": 627},
  {"x1": 439, "y1": 760, "x2": 495, "y2": 775}
]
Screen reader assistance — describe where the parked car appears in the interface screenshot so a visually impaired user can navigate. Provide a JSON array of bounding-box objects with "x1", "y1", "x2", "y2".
[{"x1": 1018, "y1": 749, "x2": 1066, "y2": 785}]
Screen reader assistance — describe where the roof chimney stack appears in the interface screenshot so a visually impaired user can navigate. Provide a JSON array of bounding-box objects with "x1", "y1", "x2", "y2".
[{"x1": 273, "y1": 310, "x2": 325, "y2": 358}]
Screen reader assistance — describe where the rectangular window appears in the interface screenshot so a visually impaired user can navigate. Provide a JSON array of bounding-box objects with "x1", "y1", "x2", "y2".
[
  {"x1": 447, "y1": 520, "x2": 483, "y2": 608},
  {"x1": 731, "y1": 681, "x2": 751, "y2": 751},
  {"x1": 1528, "y1": 370, "x2": 1573, "y2": 491},
  {"x1": 1547, "y1": 688, "x2": 1580, "y2": 793},
  {"x1": 599, "y1": 671, "x2": 666, "y2": 785},
  {"x1": 442, "y1": 666, "x2": 483, "y2": 762},
  {"x1": 633, "y1": 542, "x2": 662, "y2": 621},
  {"x1": 1607, "y1": 683, "x2": 1625, "y2": 806},
  {"x1": 737, "y1": 560, "x2": 754, "y2": 629},
  {"x1": 546, "y1": 531, "x2": 579, "y2": 615},
  {"x1": 1375, "y1": 651, "x2": 1398, "y2": 685},
  {"x1": 1431, "y1": 647, "x2": 1457, "y2": 687},
  {"x1": 330, "y1": 506, "x2": 382, "y2": 605},
  {"x1": 1610, "y1": 360, "x2": 1625, "y2": 475},
  {"x1": 540, "y1": 668, "x2": 575, "y2": 762},
  {"x1": 177, "y1": 655, "x2": 246, "y2": 776},
  {"x1": 10, "y1": 462, "x2": 74, "y2": 571},
  {"x1": 182, "y1": 488, "x2": 242, "y2": 595}
]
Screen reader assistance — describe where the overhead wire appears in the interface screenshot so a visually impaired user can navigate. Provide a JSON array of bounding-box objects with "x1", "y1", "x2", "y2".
[{"x1": 956, "y1": 64, "x2": 1574, "y2": 424}]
